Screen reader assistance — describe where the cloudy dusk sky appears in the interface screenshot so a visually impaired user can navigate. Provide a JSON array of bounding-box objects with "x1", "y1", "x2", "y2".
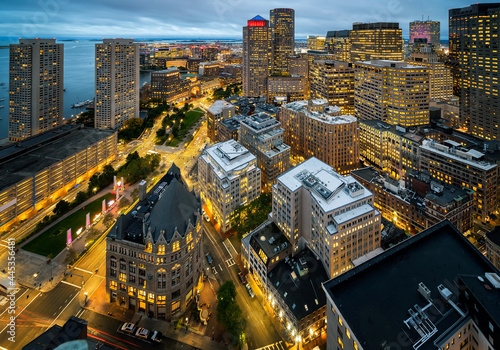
[{"x1": 2, "y1": 0, "x2": 500, "y2": 40}]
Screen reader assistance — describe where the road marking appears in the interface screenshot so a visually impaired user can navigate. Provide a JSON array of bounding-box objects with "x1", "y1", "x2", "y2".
[
  {"x1": 76, "y1": 308, "x2": 85, "y2": 318},
  {"x1": 0, "y1": 243, "x2": 8, "y2": 248},
  {"x1": 219, "y1": 264, "x2": 223, "y2": 271},
  {"x1": 47, "y1": 290, "x2": 80, "y2": 329},
  {"x1": 211, "y1": 267, "x2": 217, "y2": 275},
  {"x1": 61, "y1": 280, "x2": 82, "y2": 289},
  {"x1": 64, "y1": 298, "x2": 69, "y2": 303},
  {"x1": 222, "y1": 240, "x2": 233, "y2": 257},
  {"x1": 59, "y1": 305, "x2": 63, "y2": 310},
  {"x1": 226, "y1": 258, "x2": 236, "y2": 267},
  {"x1": 226, "y1": 239, "x2": 239, "y2": 257},
  {"x1": 0, "y1": 291, "x2": 41, "y2": 334}
]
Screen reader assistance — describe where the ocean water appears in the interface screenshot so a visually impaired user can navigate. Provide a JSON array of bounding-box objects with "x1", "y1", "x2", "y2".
[{"x1": 0, "y1": 39, "x2": 156, "y2": 139}]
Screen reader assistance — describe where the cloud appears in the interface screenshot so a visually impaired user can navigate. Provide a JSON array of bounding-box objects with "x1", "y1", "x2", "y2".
[{"x1": 1, "y1": 0, "x2": 498, "y2": 39}]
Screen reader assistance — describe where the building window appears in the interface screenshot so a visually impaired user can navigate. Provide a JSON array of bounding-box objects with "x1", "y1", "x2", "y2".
[
  {"x1": 171, "y1": 264, "x2": 180, "y2": 286},
  {"x1": 172, "y1": 240, "x2": 180, "y2": 252},
  {"x1": 119, "y1": 283, "x2": 126, "y2": 292},
  {"x1": 119, "y1": 272, "x2": 126, "y2": 282},
  {"x1": 129, "y1": 261, "x2": 136, "y2": 273},
  {"x1": 148, "y1": 292, "x2": 155, "y2": 303},
  {"x1": 172, "y1": 300, "x2": 180, "y2": 313},
  {"x1": 110, "y1": 256, "x2": 117, "y2": 268},
  {"x1": 158, "y1": 244, "x2": 165, "y2": 255},
  {"x1": 110, "y1": 268, "x2": 116, "y2": 278},
  {"x1": 157, "y1": 295, "x2": 166, "y2": 305},
  {"x1": 138, "y1": 290, "x2": 146, "y2": 300},
  {"x1": 128, "y1": 286, "x2": 136, "y2": 296},
  {"x1": 172, "y1": 289, "x2": 181, "y2": 299},
  {"x1": 157, "y1": 269, "x2": 167, "y2": 289},
  {"x1": 120, "y1": 259, "x2": 126, "y2": 270},
  {"x1": 110, "y1": 281, "x2": 117, "y2": 290}
]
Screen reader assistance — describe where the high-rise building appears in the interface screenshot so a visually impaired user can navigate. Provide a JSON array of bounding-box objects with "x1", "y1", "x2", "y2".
[
  {"x1": 198, "y1": 140, "x2": 261, "y2": 233},
  {"x1": 307, "y1": 35, "x2": 326, "y2": 50},
  {"x1": 354, "y1": 60, "x2": 430, "y2": 127},
  {"x1": 309, "y1": 60, "x2": 355, "y2": 115},
  {"x1": 8, "y1": 38, "x2": 63, "y2": 141},
  {"x1": 200, "y1": 46, "x2": 219, "y2": 62},
  {"x1": 409, "y1": 20, "x2": 440, "y2": 45},
  {"x1": 270, "y1": 8, "x2": 295, "y2": 74},
  {"x1": 239, "y1": 112, "x2": 291, "y2": 191},
  {"x1": 267, "y1": 75, "x2": 307, "y2": 104},
  {"x1": 150, "y1": 68, "x2": 190, "y2": 104},
  {"x1": 272, "y1": 157, "x2": 381, "y2": 277},
  {"x1": 243, "y1": 15, "x2": 272, "y2": 97},
  {"x1": 322, "y1": 220, "x2": 500, "y2": 350},
  {"x1": 288, "y1": 56, "x2": 308, "y2": 77},
  {"x1": 207, "y1": 100, "x2": 236, "y2": 142},
  {"x1": 279, "y1": 99, "x2": 359, "y2": 175},
  {"x1": 419, "y1": 139, "x2": 499, "y2": 222},
  {"x1": 95, "y1": 39, "x2": 139, "y2": 130},
  {"x1": 449, "y1": 4, "x2": 500, "y2": 140},
  {"x1": 325, "y1": 30, "x2": 351, "y2": 62},
  {"x1": 408, "y1": 43, "x2": 453, "y2": 100},
  {"x1": 106, "y1": 164, "x2": 203, "y2": 319},
  {"x1": 349, "y1": 22, "x2": 403, "y2": 62}
]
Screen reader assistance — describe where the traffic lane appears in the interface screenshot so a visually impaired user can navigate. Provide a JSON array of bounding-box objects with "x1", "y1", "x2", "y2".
[{"x1": 82, "y1": 310, "x2": 168, "y2": 350}]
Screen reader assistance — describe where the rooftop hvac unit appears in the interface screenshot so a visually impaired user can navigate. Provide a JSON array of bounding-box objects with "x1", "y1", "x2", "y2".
[{"x1": 418, "y1": 282, "x2": 431, "y2": 300}]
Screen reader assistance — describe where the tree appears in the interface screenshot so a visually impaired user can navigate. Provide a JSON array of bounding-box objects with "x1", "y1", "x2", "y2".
[
  {"x1": 53, "y1": 200, "x2": 71, "y2": 216},
  {"x1": 64, "y1": 248, "x2": 78, "y2": 265},
  {"x1": 88, "y1": 173, "x2": 101, "y2": 194},
  {"x1": 103, "y1": 213, "x2": 115, "y2": 227},
  {"x1": 231, "y1": 193, "x2": 272, "y2": 237},
  {"x1": 118, "y1": 197, "x2": 132, "y2": 210},
  {"x1": 74, "y1": 191, "x2": 89, "y2": 205},
  {"x1": 85, "y1": 227, "x2": 101, "y2": 244},
  {"x1": 156, "y1": 128, "x2": 166, "y2": 138},
  {"x1": 216, "y1": 281, "x2": 246, "y2": 347},
  {"x1": 123, "y1": 117, "x2": 143, "y2": 130}
]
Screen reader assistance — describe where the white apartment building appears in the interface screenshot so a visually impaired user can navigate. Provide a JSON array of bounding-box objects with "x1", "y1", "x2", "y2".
[
  {"x1": 198, "y1": 140, "x2": 261, "y2": 233},
  {"x1": 272, "y1": 157, "x2": 381, "y2": 278},
  {"x1": 95, "y1": 39, "x2": 139, "y2": 130}
]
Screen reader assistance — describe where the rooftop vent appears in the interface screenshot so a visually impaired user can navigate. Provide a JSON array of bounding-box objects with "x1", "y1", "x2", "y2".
[{"x1": 418, "y1": 282, "x2": 431, "y2": 300}]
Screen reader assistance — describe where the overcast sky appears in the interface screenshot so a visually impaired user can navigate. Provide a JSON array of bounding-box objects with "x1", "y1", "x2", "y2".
[{"x1": 2, "y1": 0, "x2": 499, "y2": 40}]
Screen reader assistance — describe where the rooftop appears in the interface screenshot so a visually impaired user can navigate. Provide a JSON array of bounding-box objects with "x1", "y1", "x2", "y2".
[
  {"x1": 0, "y1": 125, "x2": 115, "y2": 192},
  {"x1": 208, "y1": 100, "x2": 235, "y2": 115},
  {"x1": 486, "y1": 226, "x2": 500, "y2": 247},
  {"x1": 268, "y1": 248, "x2": 329, "y2": 321},
  {"x1": 277, "y1": 158, "x2": 374, "y2": 213},
  {"x1": 421, "y1": 139, "x2": 497, "y2": 171},
  {"x1": 357, "y1": 60, "x2": 426, "y2": 69},
  {"x1": 202, "y1": 140, "x2": 257, "y2": 175},
  {"x1": 249, "y1": 220, "x2": 290, "y2": 265},
  {"x1": 322, "y1": 220, "x2": 499, "y2": 350},
  {"x1": 360, "y1": 120, "x2": 425, "y2": 143},
  {"x1": 219, "y1": 114, "x2": 246, "y2": 132},
  {"x1": 109, "y1": 163, "x2": 200, "y2": 244}
]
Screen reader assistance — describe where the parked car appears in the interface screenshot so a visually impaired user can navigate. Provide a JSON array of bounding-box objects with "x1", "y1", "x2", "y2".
[
  {"x1": 121, "y1": 323, "x2": 135, "y2": 334},
  {"x1": 135, "y1": 327, "x2": 150, "y2": 339},
  {"x1": 238, "y1": 272, "x2": 246, "y2": 284},
  {"x1": 245, "y1": 283, "x2": 255, "y2": 298},
  {"x1": 151, "y1": 330, "x2": 163, "y2": 342},
  {"x1": 205, "y1": 253, "x2": 213, "y2": 264}
]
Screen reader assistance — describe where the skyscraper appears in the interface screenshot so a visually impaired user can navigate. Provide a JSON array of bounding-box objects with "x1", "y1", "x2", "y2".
[
  {"x1": 409, "y1": 20, "x2": 440, "y2": 45},
  {"x1": 449, "y1": 3, "x2": 500, "y2": 140},
  {"x1": 349, "y1": 22, "x2": 403, "y2": 62},
  {"x1": 8, "y1": 38, "x2": 63, "y2": 141},
  {"x1": 270, "y1": 8, "x2": 295, "y2": 74},
  {"x1": 95, "y1": 39, "x2": 139, "y2": 130},
  {"x1": 354, "y1": 60, "x2": 430, "y2": 127},
  {"x1": 242, "y1": 15, "x2": 272, "y2": 97}
]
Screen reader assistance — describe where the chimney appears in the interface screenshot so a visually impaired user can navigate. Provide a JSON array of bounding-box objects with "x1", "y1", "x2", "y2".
[{"x1": 139, "y1": 180, "x2": 147, "y2": 201}]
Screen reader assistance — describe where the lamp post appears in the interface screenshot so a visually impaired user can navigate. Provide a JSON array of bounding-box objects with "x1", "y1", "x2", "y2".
[{"x1": 33, "y1": 273, "x2": 38, "y2": 287}]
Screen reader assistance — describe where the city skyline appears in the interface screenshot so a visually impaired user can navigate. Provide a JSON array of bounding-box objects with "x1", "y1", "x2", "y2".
[{"x1": 3, "y1": 0, "x2": 500, "y2": 40}]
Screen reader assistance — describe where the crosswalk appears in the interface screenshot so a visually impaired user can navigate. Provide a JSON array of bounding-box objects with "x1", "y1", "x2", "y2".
[{"x1": 255, "y1": 341, "x2": 288, "y2": 350}]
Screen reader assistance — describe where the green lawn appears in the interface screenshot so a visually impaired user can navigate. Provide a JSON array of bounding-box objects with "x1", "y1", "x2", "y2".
[
  {"x1": 23, "y1": 192, "x2": 115, "y2": 257},
  {"x1": 166, "y1": 108, "x2": 204, "y2": 147}
]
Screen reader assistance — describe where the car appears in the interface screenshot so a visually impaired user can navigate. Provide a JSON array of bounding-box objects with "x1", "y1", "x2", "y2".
[
  {"x1": 238, "y1": 272, "x2": 246, "y2": 284},
  {"x1": 245, "y1": 283, "x2": 255, "y2": 298},
  {"x1": 205, "y1": 253, "x2": 213, "y2": 264},
  {"x1": 135, "y1": 327, "x2": 150, "y2": 339},
  {"x1": 203, "y1": 213, "x2": 210, "y2": 222},
  {"x1": 121, "y1": 323, "x2": 135, "y2": 333},
  {"x1": 151, "y1": 330, "x2": 163, "y2": 342}
]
